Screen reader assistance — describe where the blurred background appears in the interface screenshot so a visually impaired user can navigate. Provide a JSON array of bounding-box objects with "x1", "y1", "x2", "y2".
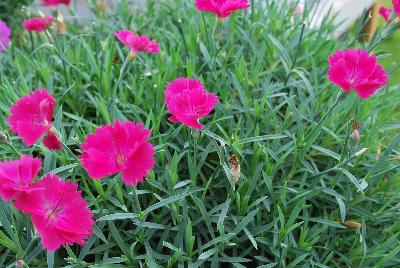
[
  {"x1": 1, "y1": 0, "x2": 399, "y2": 82},
  {"x1": 379, "y1": 0, "x2": 400, "y2": 83}
]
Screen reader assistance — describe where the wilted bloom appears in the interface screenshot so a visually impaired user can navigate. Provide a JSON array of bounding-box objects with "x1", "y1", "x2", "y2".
[
  {"x1": 195, "y1": 0, "x2": 250, "y2": 19},
  {"x1": 351, "y1": 120, "x2": 361, "y2": 141},
  {"x1": 379, "y1": 7, "x2": 392, "y2": 21},
  {"x1": 8, "y1": 88, "x2": 62, "y2": 150},
  {"x1": 114, "y1": 29, "x2": 159, "y2": 55},
  {"x1": 80, "y1": 120, "x2": 155, "y2": 186},
  {"x1": 56, "y1": 11, "x2": 67, "y2": 33},
  {"x1": 41, "y1": 0, "x2": 71, "y2": 6},
  {"x1": 327, "y1": 49, "x2": 388, "y2": 99},
  {"x1": 229, "y1": 154, "x2": 241, "y2": 184},
  {"x1": 23, "y1": 16, "x2": 53, "y2": 32},
  {"x1": 164, "y1": 78, "x2": 218, "y2": 129},
  {"x1": 0, "y1": 19, "x2": 11, "y2": 52},
  {"x1": 343, "y1": 220, "x2": 362, "y2": 229},
  {"x1": 0, "y1": 155, "x2": 42, "y2": 201},
  {"x1": 14, "y1": 174, "x2": 94, "y2": 252}
]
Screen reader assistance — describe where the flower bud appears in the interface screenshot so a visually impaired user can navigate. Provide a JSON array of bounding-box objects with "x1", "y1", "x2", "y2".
[
  {"x1": 351, "y1": 128, "x2": 360, "y2": 141},
  {"x1": 16, "y1": 260, "x2": 26, "y2": 268}
]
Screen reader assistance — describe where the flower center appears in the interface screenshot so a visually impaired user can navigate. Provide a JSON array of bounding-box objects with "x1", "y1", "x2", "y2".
[
  {"x1": 46, "y1": 207, "x2": 62, "y2": 221},
  {"x1": 42, "y1": 119, "x2": 50, "y2": 126},
  {"x1": 45, "y1": 191, "x2": 65, "y2": 222},
  {"x1": 116, "y1": 154, "x2": 127, "y2": 167},
  {"x1": 46, "y1": 210, "x2": 57, "y2": 220}
]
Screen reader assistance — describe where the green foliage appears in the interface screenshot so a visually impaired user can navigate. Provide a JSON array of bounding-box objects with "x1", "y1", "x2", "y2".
[
  {"x1": 0, "y1": 0, "x2": 34, "y2": 28},
  {"x1": 0, "y1": 0, "x2": 400, "y2": 267}
]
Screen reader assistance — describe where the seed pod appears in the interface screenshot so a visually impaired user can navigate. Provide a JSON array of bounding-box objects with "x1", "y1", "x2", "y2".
[{"x1": 229, "y1": 154, "x2": 240, "y2": 184}]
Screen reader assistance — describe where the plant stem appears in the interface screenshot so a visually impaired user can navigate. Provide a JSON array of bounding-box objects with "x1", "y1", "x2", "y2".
[
  {"x1": 201, "y1": 13, "x2": 212, "y2": 52},
  {"x1": 29, "y1": 31, "x2": 35, "y2": 53},
  {"x1": 307, "y1": 91, "x2": 347, "y2": 141},
  {"x1": 112, "y1": 54, "x2": 131, "y2": 100},
  {"x1": 284, "y1": 22, "x2": 306, "y2": 86},
  {"x1": 131, "y1": 186, "x2": 141, "y2": 213},
  {"x1": 288, "y1": 91, "x2": 347, "y2": 179}
]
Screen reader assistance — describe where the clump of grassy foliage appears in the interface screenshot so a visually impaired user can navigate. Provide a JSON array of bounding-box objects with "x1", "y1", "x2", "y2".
[
  {"x1": 0, "y1": 0, "x2": 400, "y2": 267},
  {"x1": 0, "y1": 0, "x2": 33, "y2": 28}
]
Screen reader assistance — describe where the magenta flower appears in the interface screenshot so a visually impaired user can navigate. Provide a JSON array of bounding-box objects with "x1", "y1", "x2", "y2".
[
  {"x1": 195, "y1": 0, "x2": 250, "y2": 19},
  {"x1": 0, "y1": 19, "x2": 11, "y2": 52},
  {"x1": 80, "y1": 120, "x2": 155, "y2": 186},
  {"x1": 327, "y1": 49, "x2": 388, "y2": 99},
  {"x1": 23, "y1": 16, "x2": 53, "y2": 32},
  {"x1": 0, "y1": 155, "x2": 42, "y2": 201},
  {"x1": 8, "y1": 88, "x2": 62, "y2": 150},
  {"x1": 394, "y1": 0, "x2": 400, "y2": 17},
  {"x1": 14, "y1": 174, "x2": 94, "y2": 252},
  {"x1": 164, "y1": 78, "x2": 219, "y2": 129},
  {"x1": 41, "y1": 0, "x2": 71, "y2": 6},
  {"x1": 379, "y1": 7, "x2": 392, "y2": 21},
  {"x1": 114, "y1": 30, "x2": 160, "y2": 55}
]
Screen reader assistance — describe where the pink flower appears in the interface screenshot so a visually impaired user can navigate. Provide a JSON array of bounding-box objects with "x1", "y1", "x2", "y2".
[
  {"x1": 164, "y1": 78, "x2": 219, "y2": 129},
  {"x1": 114, "y1": 30, "x2": 160, "y2": 55},
  {"x1": 0, "y1": 19, "x2": 11, "y2": 52},
  {"x1": 23, "y1": 16, "x2": 53, "y2": 32},
  {"x1": 8, "y1": 88, "x2": 62, "y2": 150},
  {"x1": 80, "y1": 120, "x2": 155, "y2": 186},
  {"x1": 394, "y1": 0, "x2": 400, "y2": 17},
  {"x1": 0, "y1": 155, "x2": 42, "y2": 201},
  {"x1": 41, "y1": 0, "x2": 71, "y2": 6},
  {"x1": 379, "y1": 7, "x2": 392, "y2": 21},
  {"x1": 327, "y1": 49, "x2": 388, "y2": 99},
  {"x1": 14, "y1": 174, "x2": 94, "y2": 252},
  {"x1": 195, "y1": 0, "x2": 250, "y2": 19}
]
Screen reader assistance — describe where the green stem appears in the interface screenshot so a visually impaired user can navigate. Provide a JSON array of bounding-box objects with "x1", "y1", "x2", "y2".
[
  {"x1": 201, "y1": 13, "x2": 212, "y2": 52},
  {"x1": 8, "y1": 141, "x2": 22, "y2": 157},
  {"x1": 289, "y1": 91, "x2": 347, "y2": 179},
  {"x1": 284, "y1": 22, "x2": 306, "y2": 85},
  {"x1": 29, "y1": 31, "x2": 35, "y2": 53},
  {"x1": 45, "y1": 29, "x2": 69, "y2": 88},
  {"x1": 131, "y1": 186, "x2": 141, "y2": 213},
  {"x1": 307, "y1": 91, "x2": 347, "y2": 141},
  {"x1": 192, "y1": 129, "x2": 198, "y2": 172},
  {"x1": 112, "y1": 54, "x2": 131, "y2": 100}
]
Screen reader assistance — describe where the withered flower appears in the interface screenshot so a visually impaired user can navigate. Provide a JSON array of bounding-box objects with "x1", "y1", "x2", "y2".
[{"x1": 229, "y1": 154, "x2": 240, "y2": 184}]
